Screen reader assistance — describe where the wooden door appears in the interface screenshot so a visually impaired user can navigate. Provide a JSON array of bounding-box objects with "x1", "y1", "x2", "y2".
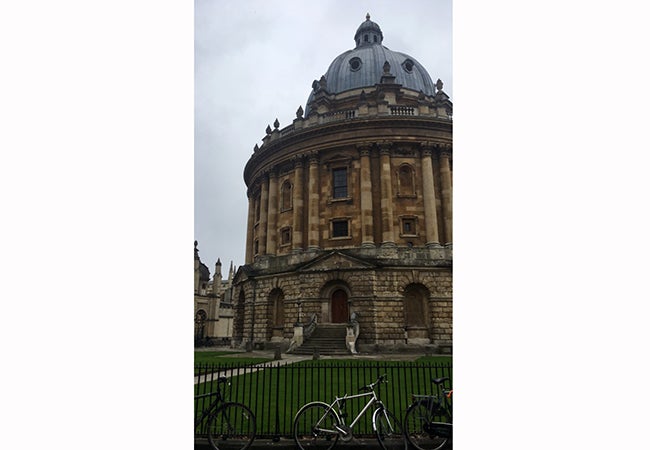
[{"x1": 331, "y1": 289, "x2": 349, "y2": 323}]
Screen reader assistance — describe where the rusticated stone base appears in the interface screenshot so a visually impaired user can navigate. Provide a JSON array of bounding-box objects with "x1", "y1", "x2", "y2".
[{"x1": 232, "y1": 247, "x2": 452, "y2": 351}]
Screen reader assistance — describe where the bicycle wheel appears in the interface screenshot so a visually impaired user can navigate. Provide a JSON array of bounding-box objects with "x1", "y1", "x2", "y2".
[
  {"x1": 373, "y1": 407, "x2": 406, "y2": 450},
  {"x1": 403, "y1": 402, "x2": 451, "y2": 450},
  {"x1": 293, "y1": 402, "x2": 340, "y2": 450},
  {"x1": 206, "y1": 402, "x2": 256, "y2": 450}
]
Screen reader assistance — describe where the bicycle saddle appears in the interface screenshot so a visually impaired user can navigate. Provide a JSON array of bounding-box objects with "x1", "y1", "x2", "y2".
[{"x1": 432, "y1": 377, "x2": 449, "y2": 384}]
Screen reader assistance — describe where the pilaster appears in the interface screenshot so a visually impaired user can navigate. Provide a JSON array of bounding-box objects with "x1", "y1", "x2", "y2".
[
  {"x1": 421, "y1": 144, "x2": 440, "y2": 247},
  {"x1": 379, "y1": 142, "x2": 395, "y2": 246}
]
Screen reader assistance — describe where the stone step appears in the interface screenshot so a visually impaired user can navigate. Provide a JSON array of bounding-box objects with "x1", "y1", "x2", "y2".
[{"x1": 291, "y1": 323, "x2": 350, "y2": 355}]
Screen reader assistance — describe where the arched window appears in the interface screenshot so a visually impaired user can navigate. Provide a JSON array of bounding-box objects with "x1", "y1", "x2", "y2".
[
  {"x1": 398, "y1": 164, "x2": 415, "y2": 196},
  {"x1": 281, "y1": 180, "x2": 292, "y2": 211}
]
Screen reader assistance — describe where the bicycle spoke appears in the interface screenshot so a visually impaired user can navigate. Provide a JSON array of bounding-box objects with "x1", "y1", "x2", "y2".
[
  {"x1": 207, "y1": 402, "x2": 256, "y2": 450},
  {"x1": 373, "y1": 408, "x2": 405, "y2": 450},
  {"x1": 404, "y1": 402, "x2": 450, "y2": 450},
  {"x1": 293, "y1": 403, "x2": 340, "y2": 450}
]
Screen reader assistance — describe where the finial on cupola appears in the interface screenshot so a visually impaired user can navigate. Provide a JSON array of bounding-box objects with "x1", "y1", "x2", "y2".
[
  {"x1": 266, "y1": 124, "x2": 272, "y2": 134},
  {"x1": 296, "y1": 105, "x2": 304, "y2": 119},
  {"x1": 273, "y1": 118, "x2": 280, "y2": 129},
  {"x1": 366, "y1": 12, "x2": 370, "y2": 20}
]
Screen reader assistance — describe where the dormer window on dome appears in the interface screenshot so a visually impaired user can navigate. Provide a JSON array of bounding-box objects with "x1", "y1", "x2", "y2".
[{"x1": 402, "y1": 59, "x2": 415, "y2": 73}]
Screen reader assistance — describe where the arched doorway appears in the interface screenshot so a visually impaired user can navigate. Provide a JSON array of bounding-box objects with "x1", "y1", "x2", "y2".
[{"x1": 331, "y1": 289, "x2": 349, "y2": 323}]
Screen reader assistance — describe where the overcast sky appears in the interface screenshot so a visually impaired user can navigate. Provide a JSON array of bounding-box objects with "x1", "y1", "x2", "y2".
[{"x1": 194, "y1": 0, "x2": 452, "y2": 274}]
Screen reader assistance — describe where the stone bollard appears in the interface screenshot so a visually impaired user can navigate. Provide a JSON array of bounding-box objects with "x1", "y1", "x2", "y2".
[
  {"x1": 274, "y1": 348, "x2": 282, "y2": 360},
  {"x1": 312, "y1": 349, "x2": 320, "y2": 360}
]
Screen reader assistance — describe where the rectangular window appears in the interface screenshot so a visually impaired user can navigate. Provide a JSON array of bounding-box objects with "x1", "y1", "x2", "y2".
[
  {"x1": 332, "y1": 220, "x2": 349, "y2": 238},
  {"x1": 281, "y1": 227, "x2": 291, "y2": 245},
  {"x1": 402, "y1": 218, "x2": 417, "y2": 235},
  {"x1": 332, "y1": 168, "x2": 348, "y2": 199}
]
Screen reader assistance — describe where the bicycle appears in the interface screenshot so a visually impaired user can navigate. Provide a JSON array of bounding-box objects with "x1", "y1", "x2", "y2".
[
  {"x1": 194, "y1": 376, "x2": 256, "y2": 450},
  {"x1": 293, "y1": 373, "x2": 405, "y2": 450},
  {"x1": 403, "y1": 377, "x2": 452, "y2": 450}
]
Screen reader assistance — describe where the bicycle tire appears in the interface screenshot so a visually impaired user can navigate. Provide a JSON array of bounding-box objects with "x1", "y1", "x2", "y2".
[
  {"x1": 206, "y1": 402, "x2": 256, "y2": 450},
  {"x1": 403, "y1": 401, "x2": 451, "y2": 450},
  {"x1": 293, "y1": 402, "x2": 340, "y2": 450},
  {"x1": 373, "y1": 407, "x2": 406, "y2": 450}
]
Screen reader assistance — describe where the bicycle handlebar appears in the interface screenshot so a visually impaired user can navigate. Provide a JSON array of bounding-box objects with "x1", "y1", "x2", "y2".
[{"x1": 358, "y1": 374, "x2": 388, "y2": 392}]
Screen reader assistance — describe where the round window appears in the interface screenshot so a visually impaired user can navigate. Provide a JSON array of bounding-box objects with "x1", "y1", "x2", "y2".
[{"x1": 349, "y1": 57, "x2": 362, "y2": 72}]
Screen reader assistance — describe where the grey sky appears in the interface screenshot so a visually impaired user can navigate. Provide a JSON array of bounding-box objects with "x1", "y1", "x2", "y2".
[{"x1": 194, "y1": 0, "x2": 452, "y2": 274}]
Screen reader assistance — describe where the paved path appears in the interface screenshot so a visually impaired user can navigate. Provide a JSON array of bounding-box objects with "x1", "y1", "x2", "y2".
[
  {"x1": 194, "y1": 348, "x2": 437, "y2": 385},
  {"x1": 194, "y1": 351, "x2": 313, "y2": 385}
]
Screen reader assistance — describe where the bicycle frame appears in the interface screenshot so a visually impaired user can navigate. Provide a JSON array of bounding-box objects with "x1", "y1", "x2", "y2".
[
  {"x1": 309, "y1": 378, "x2": 395, "y2": 439},
  {"x1": 194, "y1": 391, "x2": 223, "y2": 429},
  {"x1": 194, "y1": 377, "x2": 227, "y2": 429},
  {"x1": 329, "y1": 390, "x2": 379, "y2": 433}
]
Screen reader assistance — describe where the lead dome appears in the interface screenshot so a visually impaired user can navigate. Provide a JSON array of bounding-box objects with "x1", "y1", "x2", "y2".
[{"x1": 305, "y1": 14, "x2": 436, "y2": 116}]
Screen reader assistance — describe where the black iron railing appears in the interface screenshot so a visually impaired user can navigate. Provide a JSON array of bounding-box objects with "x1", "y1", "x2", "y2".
[{"x1": 194, "y1": 360, "x2": 452, "y2": 440}]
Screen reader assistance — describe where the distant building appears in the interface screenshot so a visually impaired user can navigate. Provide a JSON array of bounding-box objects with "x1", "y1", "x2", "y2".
[
  {"x1": 233, "y1": 15, "x2": 452, "y2": 353},
  {"x1": 194, "y1": 241, "x2": 235, "y2": 346}
]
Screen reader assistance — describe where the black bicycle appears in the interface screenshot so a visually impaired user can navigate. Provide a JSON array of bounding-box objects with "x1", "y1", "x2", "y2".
[
  {"x1": 194, "y1": 376, "x2": 256, "y2": 450},
  {"x1": 403, "y1": 377, "x2": 452, "y2": 450}
]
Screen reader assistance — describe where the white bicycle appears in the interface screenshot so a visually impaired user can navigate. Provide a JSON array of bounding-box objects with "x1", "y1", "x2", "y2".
[{"x1": 292, "y1": 374, "x2": 405, "y2": 449}]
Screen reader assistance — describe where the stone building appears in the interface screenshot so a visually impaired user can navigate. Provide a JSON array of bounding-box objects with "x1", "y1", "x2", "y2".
[
  {"x1": 232, "y1": 15, "x2": 452, "y2": 353},
  {"x1": 194, "y1": 241, "x2": 236, "y2": 346}
]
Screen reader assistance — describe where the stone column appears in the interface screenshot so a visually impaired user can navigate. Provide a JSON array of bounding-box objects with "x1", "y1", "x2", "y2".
[
  {"x1": 421, "y1": 145, "x2": 440, "y2": 247},
  {"x1": 358, "y1": 144, "x2": 375, "y2": 247},
  {"x1": 439, "y1": 148, "x2": 453, "y2": 245},
  {"x1": 245, "y1": 191, "x2": 255, "y2": 263},
  {"x1": 379, "y1": 143, "x2": 395, "y2": 246},
  {"x1": 307, "y1": 153, "x2": 320, "y2": 249},
  {"x1": 258, "y1": 173, "x2": 269, "y2": 255},
  {"x1": 292, "y1": 157, "x2": 304, "y2": 252},
  {"x1": 266, "y1": 168, "x2": 279, "y2": 255}
]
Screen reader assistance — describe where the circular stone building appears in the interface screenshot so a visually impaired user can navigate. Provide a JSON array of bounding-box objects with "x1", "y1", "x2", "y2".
[{"x1": 232, "y1": 15, "x2": 452, "y2": 354}]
